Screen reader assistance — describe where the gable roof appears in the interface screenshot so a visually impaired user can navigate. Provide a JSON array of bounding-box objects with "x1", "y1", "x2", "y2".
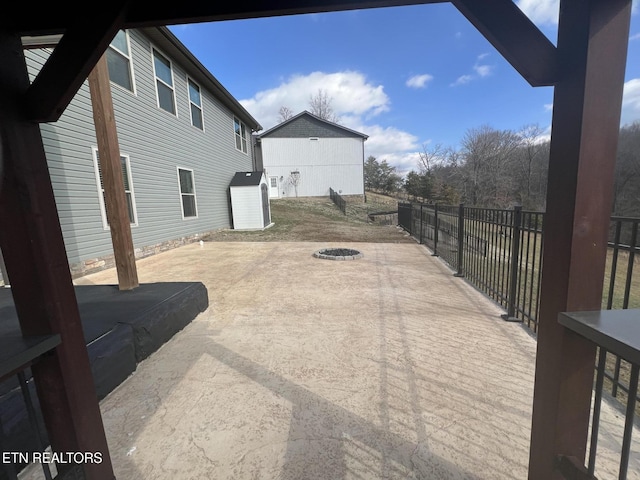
[
  {"x1": 258, "y1": 111, "x2": 368, "y2": 140},
  {"x1": 230, "y1": 171, "x2": 265, "y2": 187}
]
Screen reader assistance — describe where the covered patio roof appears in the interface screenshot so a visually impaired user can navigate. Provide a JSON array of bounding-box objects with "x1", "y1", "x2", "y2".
[{"x1": 0, "y1": 1, "x2": 632, "y2": 479}]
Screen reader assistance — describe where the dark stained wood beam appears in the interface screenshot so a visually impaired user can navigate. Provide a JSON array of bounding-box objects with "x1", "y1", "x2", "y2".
[
  {"x1": 452, "y1": 0, "x2": 558, "y2": 86},
  {"x1": 528, "y1": 0, "x2": 632, "y2": 478},
  {"x1": 24, "y1": 2, "x2": 129, "y2": 123},
  {"x1": 5, "y1": 0, "x2": 447, "y2": 36},
  {"x1": 0, "y1": 31, "x2": 115, "y2": 479},
  {"x1": 124, "y1": 0, "x2": 447, "y2": 26},
  {"x1": 88, "y1": 55, "x2": 139, "y2": 291}
]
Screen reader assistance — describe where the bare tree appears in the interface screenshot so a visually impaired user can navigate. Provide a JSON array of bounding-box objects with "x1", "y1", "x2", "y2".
[
  {"x1": 459, "y1": 125, "x2": 520, "y2": 207},
  {"x1": 309, "y1": 89, "x2": 340, "y2": 123},
  {"x1": 418, "y1": 143, "x2": 446, "y2": 174},
  {"x1": 514, "y1": 124, "x2": 549, "y2": 210},
  {"x1": 278, "y1": 106, "x2": 294, "y2": 123}
]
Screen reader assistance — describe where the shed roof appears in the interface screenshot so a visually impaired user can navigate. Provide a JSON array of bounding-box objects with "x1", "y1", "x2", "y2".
[{"x1": 230, "y1": 171, "x2": 265, "y2": 187}]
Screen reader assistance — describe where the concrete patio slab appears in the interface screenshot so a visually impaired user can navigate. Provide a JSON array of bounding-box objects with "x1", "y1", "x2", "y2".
[{"x1": 21, "y1": 241, "x2": 640, "y2": 479}]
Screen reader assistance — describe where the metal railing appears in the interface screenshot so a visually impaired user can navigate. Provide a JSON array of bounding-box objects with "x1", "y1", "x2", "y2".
[
  {"x1": 401, "y1": 203, "x2": 544, "y2": 326},
  {"x1": 329, "y1": 188, "x2": 347, "y2": 215},
  {"x1": 0, "y1": 334, "x2": 60, "y2": 480},
  {"x1": 558, "y1": 310, "x2": 640, "y2": 480},
  {"x1": 398, "y1": 202, "x2": 640, "y2": 408},
  {"x1": 602, "y1": 217, "x2": 640, "y2": 409},
  {"x1": 1, "y1": 374, "x2": 53, "y2": 480}
]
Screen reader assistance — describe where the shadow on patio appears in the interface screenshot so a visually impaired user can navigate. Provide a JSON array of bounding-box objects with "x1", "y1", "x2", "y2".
[{"x1": 24, "y1": 241, "x2": 640, "y2": 479}]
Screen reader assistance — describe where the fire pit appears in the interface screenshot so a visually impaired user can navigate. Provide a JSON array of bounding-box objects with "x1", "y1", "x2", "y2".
[{"x1": 313, "y1": 248, "x2": 363, "y2": 261}]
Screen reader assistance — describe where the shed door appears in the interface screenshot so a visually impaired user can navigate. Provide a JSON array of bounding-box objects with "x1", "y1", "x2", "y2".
[
  {"x1": 261, "y1": 184, "x2": 271, "y2": 227},
  {"x1": 269, "y1": 176, "x2": 279, "y2": 198}
]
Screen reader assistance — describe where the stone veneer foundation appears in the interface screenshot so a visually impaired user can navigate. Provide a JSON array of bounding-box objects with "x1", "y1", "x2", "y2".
[{"x1": 69, "y1": 231, "x2": 213, "y2": 279}]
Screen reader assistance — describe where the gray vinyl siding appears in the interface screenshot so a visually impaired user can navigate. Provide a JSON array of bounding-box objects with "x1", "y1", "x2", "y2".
[{"x1": 24, "y1": 29, "x2": 253, "y2": 266}]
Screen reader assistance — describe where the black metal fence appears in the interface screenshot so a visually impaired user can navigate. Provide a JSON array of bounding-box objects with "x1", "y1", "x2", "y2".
[
  {"x1": 400, "y1": 202, "x2": 544, "y2": 327},
  {"x1": 558, "y1": 310, "x2": 639, "y2": 480},
  {"x1": 398, "y1": 202, "x2": 640, "y2": 408},
  {"x1": 329, "y1": 188, "x2": 347, "y2": 215}
]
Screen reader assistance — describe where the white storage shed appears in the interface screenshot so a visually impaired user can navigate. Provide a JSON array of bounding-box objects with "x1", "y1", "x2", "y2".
[{"x1": 229, "y1": 171, "x2": 273, "y2": 230}]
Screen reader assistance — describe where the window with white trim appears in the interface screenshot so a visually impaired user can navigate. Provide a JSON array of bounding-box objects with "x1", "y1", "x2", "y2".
[
  {"x1": 234, "y1": 116, "x2": 248, "y2": 154},
  {"x1": 177, "y1": 168, "x2": 198, "y2": 218},
  {"x1": 92, "y1": 148, "x2": 138, "y2": 229},
  {"x1": 188, "y1": 78, "x2": 204, "y2": 130},
  {"x1": 152, "y1": 48, "x2": 176, "y2": 115},
  {"x1": 107, "y1": 30, "x2": 134, "y2": 92}
]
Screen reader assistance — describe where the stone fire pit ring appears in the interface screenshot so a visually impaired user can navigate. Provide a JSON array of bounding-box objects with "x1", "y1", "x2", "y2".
[{"x1": 313, "y1": 248, "x2": 363, "y2": 261}]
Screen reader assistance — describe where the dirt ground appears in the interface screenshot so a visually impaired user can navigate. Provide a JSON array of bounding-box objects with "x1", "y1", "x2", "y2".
[{"x1": 203, "y1": 195, "x2": 415, "y2": 243}]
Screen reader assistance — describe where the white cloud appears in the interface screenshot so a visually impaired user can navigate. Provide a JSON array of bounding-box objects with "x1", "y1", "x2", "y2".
[
  {"x1": 631, "y1": 32, "x2": 640, "y2": 41},
  {"x1": 376, "y1": 152, "x2": 424, "y2": 177},
  {"x1": 544, "y1": 103, "x2": 553, "y2": 112},
  {"x1": 450, "y1": 54, "x2": 493, "y2": 86},
  {"x1": 518, "y1": 0, "x2": 638, "y2": 26},
  {"x1": 516, "y1": 0, "x2": 559, "y2": 25},
  {"x1": 450, "y1": 74, "x2": 473, "y2": 87},
  {"x1": 241, "y1": 71, "x2": 422, "y2": 174},
  {"x1": 622, "y1": 78, "x2": 640, "y2": 125},
  {"x1": 474, "y1": 64, "x2": 492, "y2": 77},
  {"x1": 359, "y1": 125, "x2": 422, "y2": 175},
  {"x1": 406, "y1": 74, "x2": 434, "y2": 89},
  {"x1": 361, "y1": 125, "x2": 419, "y2": 156},
  {"x1": 240, "y1": 71, "x2": 390, "y2": 130}
]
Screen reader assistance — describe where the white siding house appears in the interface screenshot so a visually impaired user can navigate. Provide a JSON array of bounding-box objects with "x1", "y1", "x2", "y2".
[{"x1": 256, "y1": 111, "x2": 367, "y2": 198}]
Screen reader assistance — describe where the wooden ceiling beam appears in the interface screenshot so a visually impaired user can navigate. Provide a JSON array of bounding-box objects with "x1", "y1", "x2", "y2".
[
  {"x1": 24, "y1": 3, "x2": 129, "y2": 123},
  {"x1": 452, "y1": 0, "x2": 558, "y2": 86},
  {"x1": 5, "y1": 0, "x2": 448, "y2": 36},
  {"x1": 122, "y1": 0, "x2": 447, "y2": 26}
]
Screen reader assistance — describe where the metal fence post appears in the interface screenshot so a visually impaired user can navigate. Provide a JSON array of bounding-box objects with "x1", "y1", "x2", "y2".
[
  {"x1": 455, "y1": 203, "x2": 464, "y2": 277},
  {"x1": 432, "y1": 204, "x2": 439, "y2": 257},
  {"x1": 502, "y1": 205, "x2": 523, "y2": 321},
  {"x1": 419, "y1": 204, "x2": 424, "y2": 244}
]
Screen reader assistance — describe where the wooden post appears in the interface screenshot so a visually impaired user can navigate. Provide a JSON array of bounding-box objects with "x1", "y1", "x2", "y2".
[
  {"x1": 88, "y1": 54, "x2": 138, "y2": 290},
  {"x1": 0, "y1": 31, "x2": 114, "y2": 479},
  {"x1": 528, "y1": 1, "x2": 632, "y2": 478}
]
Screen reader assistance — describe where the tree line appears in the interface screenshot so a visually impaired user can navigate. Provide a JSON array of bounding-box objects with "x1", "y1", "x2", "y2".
[{"x1": 365, "y1": 122, "x2": 640, "y2": 216}]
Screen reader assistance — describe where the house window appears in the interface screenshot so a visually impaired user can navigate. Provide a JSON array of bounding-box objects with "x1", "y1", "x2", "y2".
[
  {"x1": 152, "y1": 48, "x2": 176, "y2": 115},
  {"x1": 188, "y1": 78, "x2": 204, "y2": 130},
  {"x1": 107, "y1": 30, "x2": 134, "y2": 92},
  {"x1": 177, "y1": 168, "x2": 198, "y2": 218},
  {"x1": 270, "y1": 177, "x2": 277, "y2": 188},
  {"x1": 234, "y1": 116, "x2": 248, "y2": 154},
  {"x1": 92, "y1": 148, "x2": 138, "y2": 229}
]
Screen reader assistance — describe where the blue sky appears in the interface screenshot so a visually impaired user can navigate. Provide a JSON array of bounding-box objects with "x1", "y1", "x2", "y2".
[{"x1": 169, "y1": 0, "x2": 640, "y2": 175}]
